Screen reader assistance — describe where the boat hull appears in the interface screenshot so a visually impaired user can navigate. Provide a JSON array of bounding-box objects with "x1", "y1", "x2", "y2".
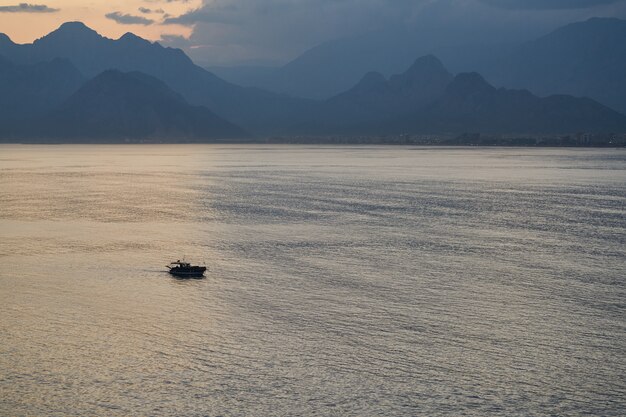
[{"x1": 168, "y1": 267, "x2": 206, "y2": 278}]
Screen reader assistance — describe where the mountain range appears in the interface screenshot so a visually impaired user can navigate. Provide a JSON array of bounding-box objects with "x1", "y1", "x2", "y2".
[
  {"x1": 0, "y1": 56, "x2": 246, "y2": 141},
  {"x1": 210, "y1": 17, "x2": 626, "y2": 115},
  {"x1": 0, "y1": 55, "x2": 84, "y2": 135},
  {"x1": 209, "y1": 27, "x2": 431, "y2": 100},
  {"x1": 297, "y1": 56, "x2": 626, "y2": 135},
  {"x1": 438, "y1": 17, "x2": 626, "y2": 115},
  {"x1": 297, "y1": 55, "x2": 453, "y2": 132},
  {"x1": 39, "y1": 70, "x2": 246, "y2": 141},
  {"x1": 0, "y1": 21, "x2": 625, "y2": 142},
  {"x1": 0, "y1": 22, "x2": 314, "y2": 134}
]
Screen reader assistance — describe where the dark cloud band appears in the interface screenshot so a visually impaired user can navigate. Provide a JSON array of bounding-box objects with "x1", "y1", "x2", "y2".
[
  {"x1": 0, "y1": 3, "x2": 59, "y2": 13},
  {"x1": 139, "y1": 7, "x2": 166, "y2": 14},
  {"x1": 105, "y1": 12, "x2": 155, "y2": 26}
]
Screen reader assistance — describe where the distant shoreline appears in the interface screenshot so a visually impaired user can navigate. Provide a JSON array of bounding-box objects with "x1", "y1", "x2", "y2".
[{"x1": 1, "y1": 132, "x2": 625, "y2": 147}]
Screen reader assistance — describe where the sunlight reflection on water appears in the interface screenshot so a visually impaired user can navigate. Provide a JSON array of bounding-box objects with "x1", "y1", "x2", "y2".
[{"x1": 0, "y1": 145, "x2": 625, "y2": 416}]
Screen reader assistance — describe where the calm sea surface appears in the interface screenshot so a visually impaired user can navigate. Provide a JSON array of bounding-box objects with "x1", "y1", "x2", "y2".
[{"x1": 0, "y1": 145, "x2": 625, "y2": 416}]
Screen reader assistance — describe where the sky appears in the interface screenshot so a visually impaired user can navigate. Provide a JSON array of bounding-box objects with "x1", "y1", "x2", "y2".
[
  {"x1": 0, "y1": 1, "x2": 199, "y2": 43},
  {"x1": 1, "y1": 0, "x2": 625, "y2": 66}
]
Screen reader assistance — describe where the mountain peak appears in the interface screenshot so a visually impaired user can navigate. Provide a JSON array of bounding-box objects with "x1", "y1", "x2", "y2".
[
  {"x1": 406, "y1": 55, "x2": 446, "y2": 73},
  {"x1": 38, "y1": 22, "x2": 102, "y2": 44},
  {"x1": 387, "y1": 54, "x2": 453, "y2": 102},
  {"x1": 119, "y1": 32, "x2": 150, "y2": 45},
  {"x1": 56, "y1": 21, "x2": 98, "y2": 35},
  {"x1": 49, "y1": 69, "x2": 247, "y2": 140},
  {"x1": 402, "y1": 55, "x2": 449, "y2": 82},
  {"x1": 446, "y1": 72, "x2": 496, "y2": 97},
  {"x1": 545, "y1": 16, "x2": 626, "y2": 41},
  {"x1": 59, "y1": 21, "x2": 88, "y2": 29}
]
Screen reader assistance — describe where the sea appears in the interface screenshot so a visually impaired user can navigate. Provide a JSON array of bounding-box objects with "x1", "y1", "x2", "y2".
[{"x1": 0, "y1": 145, "x2": 625, "y2": 416}]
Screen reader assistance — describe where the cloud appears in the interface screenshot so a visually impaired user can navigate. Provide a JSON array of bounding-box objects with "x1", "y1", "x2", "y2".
[
  {"x1": 159, "y1": 0, "x2": 626, "y2": 66},
  {"x1": 479, "y1": 0, "x2": 625, "y2": 10},
  {"x1": 0, "y1": 3, "x2": 58, "y2": 13},
  {"x1": 140, "y1": 7, "x2": 165, "y2": 14},
  {"x1": 157, "y1": 0, "x2": 447, "y2": 64},
  {"x1": 159, "y1": 34, "x2": 191, "y2": 48},
  {"x1": 163, "y1": 4, "x2": 240, "y2": 25},
  {"x1": 164, "y1": 1, "x2": 421, "y2": 26},
  {"x1": 105, "y1": 11, "x2": 155, "y2": 25}
]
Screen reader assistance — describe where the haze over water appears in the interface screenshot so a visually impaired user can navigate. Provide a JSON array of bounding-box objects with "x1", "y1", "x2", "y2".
[{"x1": 0, "y1": 145, "x2": 625, "y2": 416}]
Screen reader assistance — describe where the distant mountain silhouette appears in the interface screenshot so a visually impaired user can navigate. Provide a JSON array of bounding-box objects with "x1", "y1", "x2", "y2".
[
  {"x1": 393, "y1": 72, "x2": 626, "y2": 134},
  {"x1": 0, "y1": 22, "x2": 314, "y2": 133},
  {"x1": 304, "y1": 55, "x2": 453, "y2": 130},
  {"x1": 386, "y1": 55, "x2": 455, "y2": 104},
  {"x1": 210, "y1": 28, "x2": 431, "y2": 100},
  {"x1": 300, "y1": 59, "x2": 626, "y2": 135},
  {"x1": 438, "y1": 17, "x2": 626, "y2": 114},
  {"x1": 35, "y1": 70, "x2": 247, "y2": 141},
  {"x1": 212, "y1": 17, "x2": 626, "y2": 114},
  {"x1": 1, "y1": 23, "x2": 624, "y2": 141},
  {"x1": 0, "y1": 55, "x2": 85, "y2": 135}
]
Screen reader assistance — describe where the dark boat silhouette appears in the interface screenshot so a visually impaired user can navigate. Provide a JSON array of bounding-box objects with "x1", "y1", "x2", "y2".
[{"x1": 166, "y1": 260, "x2": 206, "y2": 278}]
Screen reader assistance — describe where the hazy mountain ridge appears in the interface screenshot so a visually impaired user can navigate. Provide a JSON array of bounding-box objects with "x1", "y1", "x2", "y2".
[
  {"x1": 0, "y1": 22, "x2": 625, "y2": 142},
  {"x1": 210, "y1": 17, "x2": 626, "y2": 115},
  {"x1": 294, "y1": 58, "x2": 626, "y2": 135},
  {"x1": 34, "y1": 70, "x2": 247, "y2": 141},
  {"x1": 396, "y1": 73, "x2": 626, "y2": 134},
  {"x1": 209, "y1": 28, "x2": 431, "y2": 100},
  {"x1": 298, "y1": 55, "x2": 454, "y2": 131},
  {"x1": 436, "y1": 17, "x2": 626, "y2": 114},
  {"x1": 0, "y1": 22, "x2": 315, "y2": 134},
  {"x1": 0, "y1": 55, "x2": 85, "y2": 135}
]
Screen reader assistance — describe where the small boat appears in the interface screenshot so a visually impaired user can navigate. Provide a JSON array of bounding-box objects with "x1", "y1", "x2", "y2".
[{"x1": 166, "y1": 260, "x2": 206, "y2": 278}]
